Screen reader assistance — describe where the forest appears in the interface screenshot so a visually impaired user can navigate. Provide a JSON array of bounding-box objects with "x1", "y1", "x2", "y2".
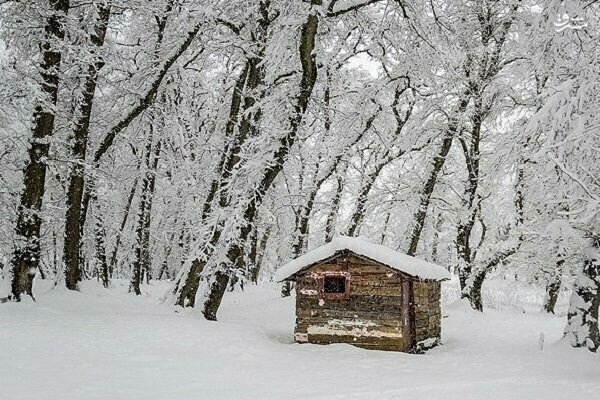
[{"x1": 0, "y1": 1, "x2": 599, "y2": 397}]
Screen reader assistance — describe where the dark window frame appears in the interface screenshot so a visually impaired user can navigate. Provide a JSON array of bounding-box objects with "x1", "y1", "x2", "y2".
[
  {"x1": 318, "y1": 272, "x2": 350, "y2": 300},
  {"x1": 324, "y1": 275, "x2": 346, "y2": 293}
]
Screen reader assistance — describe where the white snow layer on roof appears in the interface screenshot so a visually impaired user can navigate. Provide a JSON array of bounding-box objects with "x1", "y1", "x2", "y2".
[{"x1": 274, "y1": 236, "x2": 450, "y2": 281}]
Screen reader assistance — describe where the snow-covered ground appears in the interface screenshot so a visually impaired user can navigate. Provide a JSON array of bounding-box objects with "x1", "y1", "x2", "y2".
[{"x1": 1, "y1": 278, "x2": 599, "y2": 400}]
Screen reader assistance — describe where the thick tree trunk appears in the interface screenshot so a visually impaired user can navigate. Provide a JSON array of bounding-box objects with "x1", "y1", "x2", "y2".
[
  {"x1": 200, "y1": 2, "x2": 322, "y2": 320},
  {"x1": 564, "y1": 251, "x2": 600, "y2": 352},
  {"x1": 464, "y1": 246, "x2": 519, "y2": 311},
  {"x1": 467, "y1": 270, "x2": 487, "y2": 312},
  {"x1": 63, "y1": 3, "x2": 111, "y2": 291},
  {"x1": 456, "y1": 93, "x2": 483, "y2": 293},
  {"x1": 454, "y1": 4, "x2": 521, "y2": 302},
  {"x1": 202, "y1": 270, "x2": 230, "y2": 320},
  {"x1": 10, "y1": 0, "x2": 70, "y2": 301},
  {"x1": 140, "y1": 139, "x2": 161, "y2": 284},
  {"x1": 130, "y1": 131, "x2": 162, "y2": 295}
]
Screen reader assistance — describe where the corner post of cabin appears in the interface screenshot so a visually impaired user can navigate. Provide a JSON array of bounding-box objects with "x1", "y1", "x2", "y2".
[{"x1": 401, "y1": 278, "x2": 416, "y2": 351}]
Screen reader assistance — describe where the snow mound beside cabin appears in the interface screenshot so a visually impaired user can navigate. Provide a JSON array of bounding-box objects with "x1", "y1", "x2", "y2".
[{"x1": 275, "y1": 236, "x2": 451, "y2": 281}]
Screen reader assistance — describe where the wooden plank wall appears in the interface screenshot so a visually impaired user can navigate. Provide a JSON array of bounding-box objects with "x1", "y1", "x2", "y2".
[
  {"x1": 413, "y1": 280, "x2": 442, "y2": 345},
  {"x1": 294, "y1": 254, "x2": 409, "y2": 351}
]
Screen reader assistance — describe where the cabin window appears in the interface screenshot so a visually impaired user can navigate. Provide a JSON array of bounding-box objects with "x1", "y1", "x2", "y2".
[
  {"x1": 323, "y1": 276, "x2": 346, "y2": 294},
  {"x1": 319, "y1": 273, "x2": 350, "y2": 300}
]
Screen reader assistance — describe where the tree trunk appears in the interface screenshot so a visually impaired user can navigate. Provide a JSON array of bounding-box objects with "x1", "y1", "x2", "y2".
[
  {"x1": 325, "y1": 165, "x2": 346, "y2": 242},
  {"x1": 52, "y1": 222, "x2": 59, "y2": 275},
  {"x1": 108, "y1": 161, "x2": 141, "y2": 273},
  {"x1": 157, "y1": 258, "x2": 170, "y2": 281},
  {"x1": 464, "y1": 246, "x2": 519, "y2": 312},
  {"x1": 37, "y1": 263, "x2": 47, "y2": 280},
  {"x1": 564, "y1": 252, "x2": 600, "y2": 352},
  {"x1": 173, "y1": 2, "x2": 273, "y2": 307},
  {"x1": 93, "y1": 206, "x2": 109, "y2": 288},
  {"x1": 303, "y1": 100, "x2": 380, "y2": 243},
  {"x1": 456, "y1": 92, "x2": 484, "y2": 293},
  {"x1": 172, "y1": 61, "x2": 253, "y2": 306},
  {"x1": 202, "y1": 270, "x2": 230, "y2": 320},
  {"x1": 430, "y1": 213, "x2": 443, "y2": 264},
  {"x1": 157, "y1": 225, "x2": 180, "y2": 281},
  {"x1": 130, "y1": 128, "x2": 162, "y2": 295},
  {"x1": 63, "y1": 3, "x2": 111, "y2": 291},
  {"x1": 323, "y1": 69, "x2": 339, "y2": 244},
  {"x1": 347, "y1": 82, "x2": 414, "y2": 238},
  {"x1": 467, "y1": 270, "x2": 487, "y2": 312},
  {"x1": 407, "y1": 2, "x2": 519, "y2": 259},
  {"x1": 543, "y1": 258, "x2": 564, "y2": 314},
  {"x1": 346, "y1": 162, "x2": 386, "y2": 237},
  {"x1": 140, "y1": 139, "x2": 162, "y2": 284},
  {"x1": 200, "y1": 1, "x2": 322, "y2": 320},
  {"x1": 406, "y1": 94, "x2": 470, "y2": 256},
  {"x1": 249, "y1": 227, "x2": 270, "y2": 283},
  {"x1": 77, "y1": 20, "x2": 203, "y2": 275},
  {"x1": 379, "y1": 212, "x2": 391, "y2": 245},
  {"x1": 290, "y1": 175, "x2": 317, "y2": 259},
  {"x1": 10, "y1": 0, "x2": 70, "y2": 301}
]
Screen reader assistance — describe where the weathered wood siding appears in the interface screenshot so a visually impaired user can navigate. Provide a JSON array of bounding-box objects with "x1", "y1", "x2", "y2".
[
  {"x1": 414, "y1": 280, "x2": 442, "y2": 345},
  {"x1": 292, "y1": 251, "x2": 443, "y2": 352},
  {"x1": 294, "y1": 253, "x2": 409, "y2": 351}
]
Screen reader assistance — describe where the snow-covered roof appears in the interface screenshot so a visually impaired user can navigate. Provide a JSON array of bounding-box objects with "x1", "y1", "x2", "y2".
[{"x1": 275, "y1": 236, "x2": 451, "y2": 282}]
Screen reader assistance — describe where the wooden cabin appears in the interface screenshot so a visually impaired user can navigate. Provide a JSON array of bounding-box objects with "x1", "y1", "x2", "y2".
[{"x1": 275, "y1": 236, "x2": 450, "y2": 352}]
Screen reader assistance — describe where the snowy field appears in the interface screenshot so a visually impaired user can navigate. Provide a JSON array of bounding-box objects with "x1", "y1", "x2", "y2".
[{"x1": 1, "y1": 279, "x2": 599, "y2": 400}]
